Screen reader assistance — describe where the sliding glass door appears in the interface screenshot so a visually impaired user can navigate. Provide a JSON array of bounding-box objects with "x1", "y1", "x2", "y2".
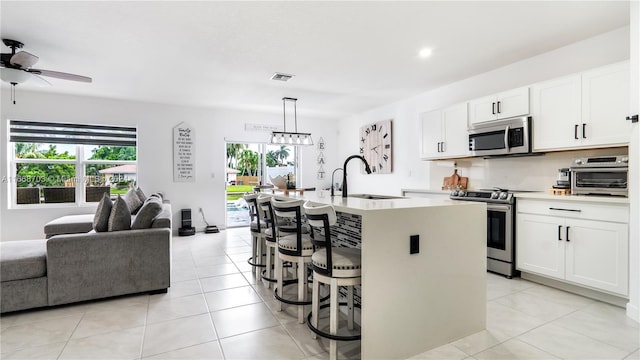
[{"x1": 225, "y1": 142, "x2": 296, "y2": 227}]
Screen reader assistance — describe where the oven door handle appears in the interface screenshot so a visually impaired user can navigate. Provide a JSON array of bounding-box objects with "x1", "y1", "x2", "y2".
[
  {"x1": 504, "y1": 125, "x2": 510, "y2": 151},
  {"x1": 487, "y1": 204, "x2": 512, "y2": 211}
]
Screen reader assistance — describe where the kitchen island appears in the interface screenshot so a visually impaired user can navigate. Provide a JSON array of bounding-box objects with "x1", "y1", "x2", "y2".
[{"x1": 277, "y1": 191, "x2": 487, "y2": 359}]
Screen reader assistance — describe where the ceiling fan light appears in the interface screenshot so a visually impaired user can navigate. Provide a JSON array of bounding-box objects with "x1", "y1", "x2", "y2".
[{"x1": 0, "y1": 68, "x2": 31, "y2": 84}]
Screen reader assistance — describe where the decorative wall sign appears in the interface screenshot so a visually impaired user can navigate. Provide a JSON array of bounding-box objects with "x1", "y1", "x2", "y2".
[
  {"x1": 173, "y1": 122, "x2": 195, "y2": 182},
  {"x1": 317, "y1": 137, "x2": 326, "y2": 181},
  {"x1": 359, "y1": 119, "x2": 392, "y2": 174}
]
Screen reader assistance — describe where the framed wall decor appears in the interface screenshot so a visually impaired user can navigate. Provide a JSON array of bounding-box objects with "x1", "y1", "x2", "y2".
[{"x1": 359, "y1": 119, "x2": 392, "y2": 174}]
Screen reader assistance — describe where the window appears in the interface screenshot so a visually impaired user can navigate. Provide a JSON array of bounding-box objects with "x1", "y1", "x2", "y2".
[{"x1": 8, "y1": 120, "x2": 137, "y2": 206}]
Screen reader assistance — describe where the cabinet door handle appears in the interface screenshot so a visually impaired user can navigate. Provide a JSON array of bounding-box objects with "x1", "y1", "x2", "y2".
[
  {"x1": 558, "y1": 225, "x2": 563, "y2": 241},
  {"x1": 574, "y1": 124, "x2": 579, "y2": 140},
  {"x1": 497, "y1": 101, "x2": 501, "y2": 114},
  {"x1": 492, "y1": 102, "x2": 496, "y2": 115},
  {"x1": 441, "y1": 142, "x2": 445, "y2": 153},
  {"x1": 566, "y1": 226, "x2": 571, "y2": 242},
  {"x1": 582, "y1": 123, "x2": 586, "y2": 139},
  {"x1": 437, "y1": 142, "x2": 441, "y2": 152},
  {"x1": 549, "y1": 207, "x2": 582, "y2": 212}
]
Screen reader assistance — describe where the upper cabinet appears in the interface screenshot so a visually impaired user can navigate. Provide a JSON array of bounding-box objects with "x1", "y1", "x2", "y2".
[
  {"x1": 532, "y1": 61, "x2": 631, "y2": 152},
  {"x1": 468, "y1": 87, "x2": 529, "y2": 125},
  {"x1": 581, "y1": 62, "x2": 631, "y2": 147},
  {"x1": 531, "y1": 74, "x2": 582, "y2": 151},
  {"x1": 419, "y1": 103, "x2": 469, "y2": 160}
]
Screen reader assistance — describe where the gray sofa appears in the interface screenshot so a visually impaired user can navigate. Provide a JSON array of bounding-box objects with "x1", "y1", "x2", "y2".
[{"x1": 0, "y1": 203, "x2": 172, "y2": 313}]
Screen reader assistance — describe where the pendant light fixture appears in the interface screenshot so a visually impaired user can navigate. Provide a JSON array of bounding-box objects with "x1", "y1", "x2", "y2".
[{"x1": 269, "y1": 97, "x2": 313, "y2": 146}]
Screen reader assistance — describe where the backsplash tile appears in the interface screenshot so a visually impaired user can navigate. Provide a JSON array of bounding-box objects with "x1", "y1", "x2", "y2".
[{"x1": 428, "y1": 147, "x2": 628, "y2": 191}]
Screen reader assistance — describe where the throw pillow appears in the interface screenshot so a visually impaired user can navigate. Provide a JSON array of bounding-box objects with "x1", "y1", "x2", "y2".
[
  {"x1": 93, "y1": 193, "x2": 113, "y2": 232},
  {"x1": 131, "y1": 197, "x2": 163, "y2": 229},
  {"x1": 123, "y1": 188, "x2": 143, "y2": 214},
  {"x1": 135, "y1": 187, "x2": 146, "y2": 203},
  {"x1": 108, "y1": 195, "x2": 131, "y2": 232}
]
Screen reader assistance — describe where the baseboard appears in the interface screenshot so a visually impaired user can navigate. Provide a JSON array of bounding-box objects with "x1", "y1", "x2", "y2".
[
  {"x1": 627, "y1": 303, "x2": 639, "y2": 323},
  {"x1": 521, "y1": 272, "x2": 628, "y2": 308}
]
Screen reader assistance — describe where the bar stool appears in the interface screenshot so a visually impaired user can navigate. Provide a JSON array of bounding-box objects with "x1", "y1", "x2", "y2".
[
  {"x1": 244, "y1": 193, "x2": 266, "y2": 279},
  {"x1": 303, "y1": 201, "x2": 361, "y2": 360},
  {"x1": 271, "y1": 197, "x2": 313, "y2": 323},
  {"x1": 257, "y1": 194, "x2": 277, "y2": 287}
]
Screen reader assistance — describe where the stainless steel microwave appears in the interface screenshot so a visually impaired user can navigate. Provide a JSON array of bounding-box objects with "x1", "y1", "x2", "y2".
[{"x1": 468, "y1": 116, "x2": 531, "y2": 157}]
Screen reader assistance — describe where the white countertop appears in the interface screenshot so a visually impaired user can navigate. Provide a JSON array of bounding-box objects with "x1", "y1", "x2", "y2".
[
  {"x1": 273, "y1": 190, "x2": 481, "y2": 215},
  {"x1": 514, "y1": 192, "x2": 629, "y2": 204}
]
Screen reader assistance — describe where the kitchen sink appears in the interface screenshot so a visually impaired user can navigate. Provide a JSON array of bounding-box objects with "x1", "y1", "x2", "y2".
[{"x1": 348, "y1": 194, "x2": 405, "y2": 200}]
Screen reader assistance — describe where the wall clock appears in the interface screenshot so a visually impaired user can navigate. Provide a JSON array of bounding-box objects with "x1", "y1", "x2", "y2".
[{"x1": 359, "y1": 119, "x2": 392, "y2": 174}]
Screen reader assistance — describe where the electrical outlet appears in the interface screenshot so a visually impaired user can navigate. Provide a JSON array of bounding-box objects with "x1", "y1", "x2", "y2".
[{"x1": 410, "y1": 235, "x2": 419, "y2": 254}]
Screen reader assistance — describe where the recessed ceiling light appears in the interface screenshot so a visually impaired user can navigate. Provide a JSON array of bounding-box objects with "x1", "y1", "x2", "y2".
[{"x1": 418, "y1": 48, "x2": 433, "y2": 59}]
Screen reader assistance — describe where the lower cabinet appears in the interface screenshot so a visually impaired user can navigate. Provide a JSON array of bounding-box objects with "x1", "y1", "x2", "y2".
[{"x1": 516, "y1": 199, "x2": 629, "y2": 296}]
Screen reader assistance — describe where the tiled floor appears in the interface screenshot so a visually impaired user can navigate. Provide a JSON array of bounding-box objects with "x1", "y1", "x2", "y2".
[{"x1": 1, "y1": 228, "x2": 638, "y2": 359}]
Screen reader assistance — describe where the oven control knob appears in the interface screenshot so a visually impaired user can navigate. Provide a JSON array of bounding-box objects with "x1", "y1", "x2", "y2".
[
  {"x1": 458, "y1": 190, "x2": 466, "y2": 197},
  {"x1": 620, "y1": 156, "x2": 629, "y2": 164},
  {"x1": 450, "y1": 190, "x2": 458, "y2": 197},
  {"x1": 499, "y1": 192, "x2": 509, "y2": 200},
  {"x1": 490, "y1": 191, "x2": 499, "y2": 199},
  {"x1": 574, "y1": 159, "x2": 584, "y2": 165}
]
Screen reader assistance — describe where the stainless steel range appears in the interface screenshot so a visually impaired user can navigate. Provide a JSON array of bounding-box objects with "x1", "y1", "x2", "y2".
[{"x1": 450, "y1": 188, "x2": 518, "y2": 278}]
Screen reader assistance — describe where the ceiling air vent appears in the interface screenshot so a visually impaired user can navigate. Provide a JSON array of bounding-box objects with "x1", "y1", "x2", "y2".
[{"x1": 270, "y1": 72, "x2": 294, "y2": 82}]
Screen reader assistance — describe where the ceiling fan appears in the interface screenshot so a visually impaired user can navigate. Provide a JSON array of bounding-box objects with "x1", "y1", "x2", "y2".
[{"x1": 1, "y1": 38, "x2": 92, "y2": 103}]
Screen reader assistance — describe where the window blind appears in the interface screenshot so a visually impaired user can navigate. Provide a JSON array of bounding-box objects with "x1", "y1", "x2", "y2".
[{"x1": 9, "y1": 120, "x2": 137, "y2": 147}]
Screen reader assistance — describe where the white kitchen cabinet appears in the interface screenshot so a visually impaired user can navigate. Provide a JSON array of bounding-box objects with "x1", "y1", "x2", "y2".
[
  {"x1": 531, "y1": 61, "x2": 631, "y2": 151},
  {"x1": 517, "y1": 213, "x2": 566, "y2": 279},
  {"x1": 531, "y1": 74, "x2": 582, "y2": 151},
  {"x1": 516, "y1": 198, "x2": 629, "y2": 296},
  {"x1": 468, "y1": 87, "x2": 529, "y2": 125},
  {"x1": 419, "y1": 103, "x2": 469, "y2": 160},
  {"x1": 580, "y1": 61, "x2": 631, "y2": 147}
]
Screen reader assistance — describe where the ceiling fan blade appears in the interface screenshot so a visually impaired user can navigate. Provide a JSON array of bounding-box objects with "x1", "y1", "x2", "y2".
[
  {"x1": 29, "y1": 74, "x2": 51, "y2": 87},
  {"x1": 10, "y1": 51, "x2": 39, "y2": 68},
  {"x1": 28, "y1": 68, "x2": 92, "y2": 83}
]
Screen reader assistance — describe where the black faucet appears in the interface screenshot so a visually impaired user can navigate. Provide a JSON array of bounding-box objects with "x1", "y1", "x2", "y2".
[
  {"x1": 330, "y1": 168, "x2": 343, "y2": 197},
  {"x1": 342, "y1": 155, "x2": 372, "y2": 198}
]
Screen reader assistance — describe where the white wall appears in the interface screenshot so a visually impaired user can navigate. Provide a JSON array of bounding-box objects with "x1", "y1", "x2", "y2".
[
  {"x1": 0, "y1": 92, "x2": 340, "y2": 240},
  {"x1": 336, "y1": 26, "x2": 630, "y2": 195},
  {"x1": 627, "y1": 1, "x2": 639, "y2": 322}
]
